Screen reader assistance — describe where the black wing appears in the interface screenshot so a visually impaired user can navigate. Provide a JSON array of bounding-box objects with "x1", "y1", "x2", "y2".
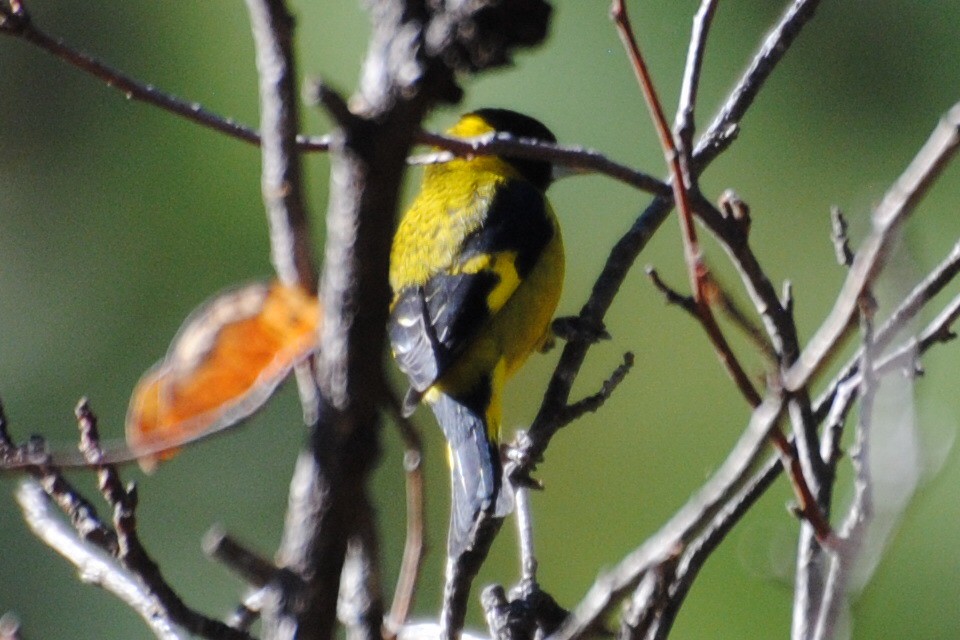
[{"x1": 388, "y1": 180, "x2": 554, "y2": 403}]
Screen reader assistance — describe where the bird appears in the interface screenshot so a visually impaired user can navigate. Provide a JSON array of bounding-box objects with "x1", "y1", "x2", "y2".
[{"x1": 388, "y1": 108, "x2": 564, "y2": 556}]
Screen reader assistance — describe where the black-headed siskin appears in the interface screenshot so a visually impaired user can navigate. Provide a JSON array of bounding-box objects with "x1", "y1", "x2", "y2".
[{"x1": 389, "y1": 108, "x2": 564, "y2": 555}]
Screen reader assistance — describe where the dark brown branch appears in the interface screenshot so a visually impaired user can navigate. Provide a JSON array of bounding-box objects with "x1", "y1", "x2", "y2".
[
  {"x1": 414, "y1": 131, "x2": 670, "y2": 197},
  {"x1": 1, "y1": 401, "x2": 121, "y2": 552},
  {"x1": 646, "y1": 267, "x2": 697, "y2": 316},
  {"x1": 271, "y1": 2, "x2": 554, "y2": 638},
  {"x1": 203, "y1": 525, "x2": 278, "y2": 588},
  {"x1": 559, "y1": 352, "x2": 635, "y2": 425},
  {"x1": 0, "y1": 2, "x2": 330, "y2": 153}
]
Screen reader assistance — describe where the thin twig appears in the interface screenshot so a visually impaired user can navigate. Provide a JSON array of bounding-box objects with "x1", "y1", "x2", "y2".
[
  {"x1": 203, "y1": 525, "x2": 278, "y2": 588},
  {"x1": 547, "y1": 395, "x2": 787, "y2": 640},
  {"x1": 611, "y1": 0, "x2": 702, "y2": 289},
  {"x1": 612, "y1": 0, "x2": 763, "y2": 412},
  {"x1": 708, "y1": 280, "x2": 778, "y2": 363},
  {"x1": 6, "y1": 399, "x2": 249, "y2": 639},
  {"x1": 414, "y1": 131, "x2": 670, "y2": 197},
  {"x1": 516, "y1": 483, "x2": 538, "y2": 583},
  {"x1": 692, "y1": 0, "x2": 824, "y2": 167},
  {"x1": 559, "y1": 352, "x2": 635, "y2": 425},
  {"x1": 784, "y1": 102, "x2": 960, "y2": 392},
  {"x1": 381, "y1": 385, "x2": 427, "y2": 634},
  {"x1": 0, "y1": 2, "x2": 330, "y2": 152},
  {"x1": 76, "y1": 402, "x2": 253, "y2": 640},
  {"x1": 813, "y1": 239, "x2": 960, "y2": 424},
  {"x1": 810, "y1": 296, "x2": 878, "y2": 640},
  {"x1": 646, "y1": 267, "x2": 697, "y2": 316},
  {"x1": 0, "y1": 2, "x2": 670, "y2": 205},
  {"x1": 16, "y1": 481, "x2": 188, "y2": 640},
  {"x1": 386, "y1": 448, "x2": 427, "y2": 636},
  {"x1": 0, "y1": 400, "x2": 120, "y2": 550},
  {"x1": 674, "y1": 0, "x2": 719, "y2": 154}
]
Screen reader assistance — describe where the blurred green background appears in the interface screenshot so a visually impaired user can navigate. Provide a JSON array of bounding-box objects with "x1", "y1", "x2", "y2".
[{"x1": 1, "y1": 1, "x2": 959, "y2": 638}]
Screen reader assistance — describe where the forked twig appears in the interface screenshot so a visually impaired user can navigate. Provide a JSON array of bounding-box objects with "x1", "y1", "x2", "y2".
[
  {"x1": 612, "y1": 0, "x2": 832, "y2": 545},
  {"x1": 785, "y1": 103, "x2": 960, "y2": 392}
]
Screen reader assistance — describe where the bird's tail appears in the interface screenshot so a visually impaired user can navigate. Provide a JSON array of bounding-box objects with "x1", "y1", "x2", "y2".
[{"x1": 430, "y1": 392, "x2": 513, "y2": 556}]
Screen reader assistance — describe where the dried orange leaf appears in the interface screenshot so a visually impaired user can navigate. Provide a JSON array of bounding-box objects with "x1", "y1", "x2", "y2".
[{"x1": 126, "y1": 281, "x2": 320, "y2": 470}]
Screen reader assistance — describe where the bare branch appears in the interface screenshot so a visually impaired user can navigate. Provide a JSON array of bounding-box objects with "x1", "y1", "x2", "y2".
[
  {"x1": 559, "y1": 352, "x2": 635, "y2": 425},
  {"x1": 4, "y1": 400, "x2": 251, "y2": 640},
  {"x1": 0, "y1": 2, "x2": 330, "y2": 152},
  {"x1": 16, "y1": 481, "x2": 189, "y2": 640},
  {"x1": 245, "y1": 0, "x2": 316, "y2": 293},
  {"x1": 77, "y1": 402, "x2": 253, "y2": 640},
  {"x1": 515, "y1": 484, "x2": 538, "y2": 584},
  {"x1": 414, "y1": 131, "x2": 670, "y2": 196},
  {"x1": 519, "y1": 0, "x2": 827, "y2": 513},
  {"x1": 646, "y1": 267, "x2": 697, "y2": 316},
  {"x1": 674, "y1": 0, "x2": 719, "y2": 153},
  {"x1": 382, "y1": 385, "x2": 428, "y2": 637},
  {"x1": 811, "y1": 298, "x2": 878, "y2": 640},
  {"x1": 548, "y1": 395, "x2": 786, "y2": 640},
  {"x1": 203, "y1": 525, "x2": 278, "y2": 588},
  {"x1": 692, "y1": 0, "x2": 823, "y2": 167},
  {"x1": 785, "y1": 102, "x2": 960, "y2": 392},
  {"x1": 641, "y1": 279, "x2": 960, "y2": 640},
  {"x1": 386, "y1": 449, "x2": 427, "y2": 637},
  {"x1": 814, "y1": 239, "x2": 960, "y2": 424}
]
